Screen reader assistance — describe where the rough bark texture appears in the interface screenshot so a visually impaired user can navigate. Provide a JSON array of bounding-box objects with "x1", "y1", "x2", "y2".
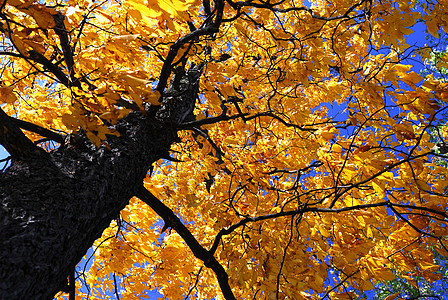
[{"x1": 0, "y1": 65, "x2": 201, "y2": 299}]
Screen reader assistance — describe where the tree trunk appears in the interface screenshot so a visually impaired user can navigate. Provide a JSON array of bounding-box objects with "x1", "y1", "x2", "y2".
[{"x1": 0, "y1": 66, "x2": 201, "y2": 299}]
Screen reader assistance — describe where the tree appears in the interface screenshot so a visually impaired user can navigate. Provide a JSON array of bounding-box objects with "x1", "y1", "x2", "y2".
[{"x1": 1, "y1": 0, "x2": 448, "y2": 299}]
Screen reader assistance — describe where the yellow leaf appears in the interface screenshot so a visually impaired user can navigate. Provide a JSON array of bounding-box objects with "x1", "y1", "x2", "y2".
[
  {"x1": 29, "y1": 4, "x2": 57, "y2": 29},
  {"x1": 415, "y1": 179, "x2": 431, "y2": 191},
  {"x1": 402, "y1": 71, "x2": 423, "y2": 87},
  {"x1": 421, "y1": 80, "x2": 440, "y2": 90},
  {"x1": 366, "y1": 226, "x2": 373, "y2": 238},
  {"x1": 22, "y1": 36, "x2": 46, "y2": 54},
  {"x1": 129, "y1": 90, "x2": 144, "y2": 109},
  {"x1": 128, "y1": 0, "x2": 162, "y2": 19},
  {"x1": 318, "y1": 126, "x2": 338, "y2": 141},
  {"x1": 61, "y1": 113, "x2": 79, "y2": 130},
  {"x1": 10, "y1": 34, "x2": 29, "y2": 55},
  {"x1": 120, "y1": 209, "x2": 131, "y2": 221},
  {"x1": 378, "y1": 269, "x2": 395, "y2": 281},
  {"x1": 224, "y1": 136, "x2": 238, "y2": 145},
  {"x1": 144, "y1": 90, "x2": 161, "y2": 105},
  {"x1": 120, "y1": 74, "x2": 150, "y2": 87},
  {"x1": 0, "y1": 86, "x2": 17, "y2": 104},
  {"x1": 418, "y1": 260, "x2": 440, "y2": 272},
  {"x1": 359, "y1": 279, "x2": 374, "y2": 290},
  {"x1": 425, "y1": 18, "x2": 439, "y2": 38},
  {"x1": 103, "y1": 92, "x2": 121, "y2": 104},
  {"x1": 318, "y1": 224, "x2": 331, "y2": 238},
  {"x1": 11, "y1": 3, "x2": 58, "y2": 29},
  {"x1": 95, "y1": 10, "x2": 114, "y2": 23},
  {"x1": 86, "y1": 131, "x2": 102, "y2": 147},
  {"x1": 99, "y1": 112, "x2": 117, "y2": 123},
  {"x1": 234, "y1": 23, "x2": 246, "y2": 34},
  {"x1": 156, "y1": 0, "x2": 190, "y2": 17},
  {"x1": 186, "y1": 194, "x2": 201, "y2": 207},
  {"x1": 320, "y1": 131, "x2": 335, "y2": 141},
  {"x1": 384, "y1": 292, "x2": 400, "y2": 300},
  {"x1": 372, "y1": 181, "x2": 385, "y2": 196},
  {"x1": 114, "y1": 34, "x2": 141, "y2": 42}
]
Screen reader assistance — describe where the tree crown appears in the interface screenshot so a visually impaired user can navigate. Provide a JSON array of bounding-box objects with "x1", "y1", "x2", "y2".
[{"x1": 1, "y1": 0, "x2": 448, "y2": 299}]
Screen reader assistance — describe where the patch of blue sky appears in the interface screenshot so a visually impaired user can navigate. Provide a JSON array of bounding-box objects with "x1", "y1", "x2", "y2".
[{"x1": 0, "y1": 145, "x2": 10, "y2": 170}]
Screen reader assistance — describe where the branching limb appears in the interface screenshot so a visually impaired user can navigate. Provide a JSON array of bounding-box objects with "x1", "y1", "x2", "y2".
[
  {"x1": 28, "y1": 50, "x2": 72, "y2": 87},
  {"x1": 156, "y1": 0, "x2": 225, "y2": 93},
  {"x1": 52, "y1": 13, "x2": 76, "y2": 83},
  {"x1": 8, "y1": 116, "x2": 65, "y2": 145},
  {"x1": 330, "y1": 152, "x2": 432, "y2": 208},
  {"x1": 179, "y1": 111, "x2": 317, "y2": 131},
  {"x1": 0, "y1": 107, "x2": 43, "y2": 160},
  {"x1": 226, "y1": 0, "x2": 369, "y2": 20},
  {"x1": 135, "y1": 186, "x2": 236, "y2": 300},
  {"x1": 387, "y1": 203, "x2": 439, "y2": 239},
  {"x1": 319, "y1": 269, "x2": 360, "y2": 300},
  {"x1": 209, "y1": 200, "x2": 448, "y2": 255},
  {"x1": 178, "y1": 112, "x2": 249, "y2": 129}
]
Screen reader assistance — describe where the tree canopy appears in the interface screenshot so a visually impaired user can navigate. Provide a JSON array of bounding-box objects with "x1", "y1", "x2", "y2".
[{"x1": 1, "y1": 0, "x2": 448, "y2": 299}]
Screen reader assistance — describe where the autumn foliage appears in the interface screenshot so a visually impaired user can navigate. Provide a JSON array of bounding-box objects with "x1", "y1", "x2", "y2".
[{"x1": 1, "y1": 0, "x2": 448, "y2": 299}]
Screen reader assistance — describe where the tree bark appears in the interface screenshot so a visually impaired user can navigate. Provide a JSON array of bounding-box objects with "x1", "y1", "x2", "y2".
[{"x1": 0, "y1": 65, "x2": 201, "y2": 299}]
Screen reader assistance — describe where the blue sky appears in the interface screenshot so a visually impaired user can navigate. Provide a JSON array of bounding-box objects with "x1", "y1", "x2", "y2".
[{"x1": 0, "y1": 145, "x2": 8, "y2": 170}]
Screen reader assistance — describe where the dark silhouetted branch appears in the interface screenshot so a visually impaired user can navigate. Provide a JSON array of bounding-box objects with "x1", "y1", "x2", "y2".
[{"x1": 136, "y1": 186, "x2": 236, "y2": 300}]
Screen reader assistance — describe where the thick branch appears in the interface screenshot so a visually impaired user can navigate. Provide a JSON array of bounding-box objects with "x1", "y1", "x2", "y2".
[
  {"x1": 8, "y1": 116, "x2": 65, "y2": 145},
  {"x1": 52, "y1": 13, "x2": 76, "y2": 82},
  {"x1": 179, "y1": 111, "x2": 318, "y2": 131},
  {"x1": 225, "y1": 0, "x2": 369, "y2": 20},
  {"x1": 156, "y1": 0, "x2": 224, "y2": 93},
  {"x1": 136, "y1": 186, "x2": 236, "y2": 300},
  {"x1": 0, "y1": 107, "x2": 42, "y2": 159},
  {"x1": 178, "y1": 112, "x2": 249, "y2": 129},
  {"x1": 28, "y1": 50, "x2": 71, "y2": 87}
]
